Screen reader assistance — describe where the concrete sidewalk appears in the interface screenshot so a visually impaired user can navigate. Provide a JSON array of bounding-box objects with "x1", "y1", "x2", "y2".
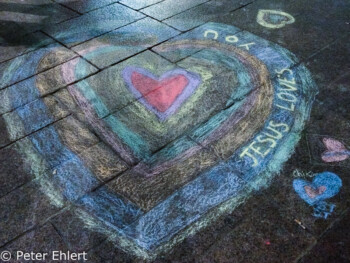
[{"x1": 0, "y1": 0, "x2": 349, "y2": 262}]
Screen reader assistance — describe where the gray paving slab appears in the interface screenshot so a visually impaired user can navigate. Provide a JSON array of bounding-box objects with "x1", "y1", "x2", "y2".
[
  {"x1": 0, "y1": 0, "x2": 52, "y2": 5},
  {"x1": 43, "y1": 3, "x2": 144, "y2": 47},
  {"x1": 305, "y1": 34, "x2": 350, "y2": 87},
  {"x1": 0, "y1": 180, "x2": 62, "y2": 247},
  {"x1": 0, "y1": 20, "x2": 28, "y2": 42},
  {"x1": 119, "y1": 0, "x2": 164, "y2": 10},
  {"x1": 72, "y1": 17, "x2": 179, "y2": 69},
  {"x1": 306, "y1": 99, "x2": 350, "y2": 139},
  {"x1": 88, "y1": 239, "x2": 137, "y2": 263},
  {"x1": 152, "y1": 23, "x2": 242, "y2": 62},
  {"x1": 164, "y1": 0, "x2": 252, "y2": 31},
  {"x1": 140, "y1": 0, "x2": 209, "y2": 20},
  {"x1": 55, "y1": 0, "x2": 119, "y2": 14},
  {"x1": 303, "y1": 35, "x2": 350, "y2": 137},
  {"x1": 0, "y1": 115, "x2": 11, "y2": 150},
  {"x1": 198, "y1": 191, "x2": 317, "y2": 263},
  {"x1": 50, "y1": 208, "x2": 106, "y2": 252},
  {"x1": 3, "y1": 223, "x2": 69, "y2": 263},
  {"x1": 0, "y1": 31, "x2": 54, "y2": 64},
  {"x1": 0, "y1": 58, "x2": 97, "y2": 115},
  {"x1": 0, "y1": 139, "x2": 36, "y2": 198},
  {"x1": 0, "y1": 94, "x2": 71, "y2": 147},
  {"x1": 3, "y1": 1, "x2": 79, "y2": 32},
  {"x1": 299, "y1": 209, "x2": 350, "y2": 263},
  {"x1": 0, "y1": 43, "x2": 77, "y2": 90}
]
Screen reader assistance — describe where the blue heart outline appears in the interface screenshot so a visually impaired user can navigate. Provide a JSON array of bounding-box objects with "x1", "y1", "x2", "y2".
[{"x1": 293, "y1": 172, "x2": 342, "y2": 205}]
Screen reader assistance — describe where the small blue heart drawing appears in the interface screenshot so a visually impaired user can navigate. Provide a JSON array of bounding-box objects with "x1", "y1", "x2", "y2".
[{"x1": 293, "y1": 172, "x2": 342, "y2": 205}]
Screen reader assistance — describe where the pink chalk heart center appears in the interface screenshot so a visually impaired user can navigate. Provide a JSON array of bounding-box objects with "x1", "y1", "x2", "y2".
[
  {"x1": 123, "y1": 67, "x2": 201, "y2": 121},
  {"x1": 131, "y1": 71, "x2": 189, "y2": 113},
  {"x1": 304, "y1": 185, "x2": 327, "y2": 199}
]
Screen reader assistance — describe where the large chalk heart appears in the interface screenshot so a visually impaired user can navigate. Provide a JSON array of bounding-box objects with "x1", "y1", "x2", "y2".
[
  {"x1": 1, "y1": 22, "x2": 318, "y2": 259},
  {"x1": 293, "y1": 172, "x2": 342, "y2": 205}
]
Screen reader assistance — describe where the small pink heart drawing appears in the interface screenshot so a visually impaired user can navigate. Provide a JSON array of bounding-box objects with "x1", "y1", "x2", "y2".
[
  {"x1": 304, "y1": 185, "x2": 326, "y2": 199},
  {"x1": 321, "y1": 137, "x2": 350, "y2": 163}
]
